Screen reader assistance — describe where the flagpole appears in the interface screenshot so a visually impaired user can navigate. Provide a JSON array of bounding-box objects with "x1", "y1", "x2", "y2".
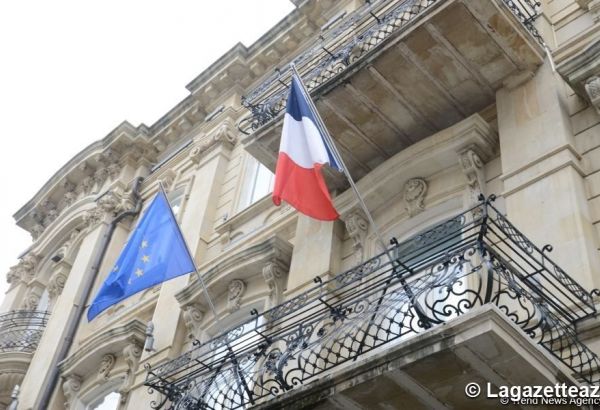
[
  {"x1": 288, "y1": 66, "x2": 433, "y2": 332},
  {"x1": 158, "y1": 182, "x2": 222, "y2": 325},
  {"x1": 159, "y1": 182, "x2": 257, "y2": 402},
  {"x1": 289, "y1": 64, "x2": 391, "y2": 258}
]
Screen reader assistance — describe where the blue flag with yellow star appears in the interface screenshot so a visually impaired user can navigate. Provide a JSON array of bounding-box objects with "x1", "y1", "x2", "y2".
[{"x1": 87, "y1": 190, "x2": 196, "y2": 321}]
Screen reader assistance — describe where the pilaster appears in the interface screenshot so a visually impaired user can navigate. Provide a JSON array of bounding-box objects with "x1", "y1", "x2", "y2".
[
  {"x1": 497, "y1": 60, "x2": 600, "y2": 289},
  {"x1": 134, "y1": 142, "x2": 232, "y2": 373},
  {"x1": 286, "y1": 215, "x2": 343, "y2": 295}
]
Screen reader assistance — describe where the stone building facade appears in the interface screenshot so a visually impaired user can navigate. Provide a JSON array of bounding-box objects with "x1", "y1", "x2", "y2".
[{"x1": 1, "y1": 0, "x2": 600, "y2": 408}]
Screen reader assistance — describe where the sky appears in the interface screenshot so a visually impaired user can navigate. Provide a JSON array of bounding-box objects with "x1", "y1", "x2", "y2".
[{"x1": 0, "y1": 0, "x2": 295, "y2": 306}]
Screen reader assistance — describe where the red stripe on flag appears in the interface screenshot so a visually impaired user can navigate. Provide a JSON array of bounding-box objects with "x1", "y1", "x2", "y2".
[{"x1": 273, "y1": 152, "x2": 339, "y2": 221}]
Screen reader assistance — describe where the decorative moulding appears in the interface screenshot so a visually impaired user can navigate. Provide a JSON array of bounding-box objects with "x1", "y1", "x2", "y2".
[
  {"x1": 175, "y1": 235, "x2": 292, "y2": 309},
  {"x1": 58, "y1": 319, "x2": 146, "y2": 378}
]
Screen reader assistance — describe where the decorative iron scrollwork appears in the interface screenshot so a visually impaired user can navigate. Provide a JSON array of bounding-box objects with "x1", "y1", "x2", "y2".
[{"x1": 145, "y1": 199, "x2": 598, "y2": 410}]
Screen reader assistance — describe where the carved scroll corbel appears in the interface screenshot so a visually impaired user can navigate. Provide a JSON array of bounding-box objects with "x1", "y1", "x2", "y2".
[
  {"x1": 458, "y1": 148, "x2": 485, "y2": 217},
  {"x1": 343, "y1": 209, "x2": 369, "y2": 263}
]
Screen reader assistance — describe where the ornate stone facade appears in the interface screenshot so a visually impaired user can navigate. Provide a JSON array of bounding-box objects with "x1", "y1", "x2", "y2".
[{"x1": 3, "y1": 1, "x2": 600, "y2": 409}]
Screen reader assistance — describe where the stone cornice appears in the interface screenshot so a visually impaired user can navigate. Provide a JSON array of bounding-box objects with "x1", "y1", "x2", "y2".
[
  {"x1": 183, "y1": 0, "x2": 339, "y2": 97},
  {"x1": 556, "y1": 37, "x2": 600, "y2": 98},
  {"x1": 14, "y1": 123, "x2": 157, "y2": 239},
  {"x1": 58, "y1": 319, "x2": 145, "y2": 378},
  {"x1": 11, "y1": 0, "x2": 344, "y2": 242},
  {"x1": 175, "y1": 235, "x2": 292, "y2": 307}
]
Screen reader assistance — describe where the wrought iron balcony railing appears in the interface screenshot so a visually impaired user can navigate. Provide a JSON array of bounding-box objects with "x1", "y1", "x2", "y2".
[
  {"x1": 0, "y1": 310, "x2": 49, "y2": 354},
  {"x1": 237, "y1": 0, "x2": 542, "y2": 135},
  {"x1": 145, "y1": 197, "x2": 599, "y2": 410}
]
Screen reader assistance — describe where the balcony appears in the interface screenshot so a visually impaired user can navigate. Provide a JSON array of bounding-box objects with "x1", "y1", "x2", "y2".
[
  {"x1": 144, "y1": 198, "x2": 599, "y2": 409},
  {"x1": 0, "y1": 310, "x2": 49, "y2": 354},
  {"x1": 240, "y1": 0, "x2": 545, "y2": 187},
  {"x1": 0, "y1": 310, "x2": 49, "y2": 407}
]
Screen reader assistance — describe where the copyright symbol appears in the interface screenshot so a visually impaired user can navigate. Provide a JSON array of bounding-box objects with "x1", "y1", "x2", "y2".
[
  {"x1": 465, "y1": 382, "x2": 481, "y2": 398},
  {"x1": 500, "y1": 397, "x2": 510, "y2": 405}
]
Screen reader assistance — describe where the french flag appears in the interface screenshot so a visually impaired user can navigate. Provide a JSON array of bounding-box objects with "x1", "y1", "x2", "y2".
[{"x1": 272, "y1": 75, "x2": 341, "y2": 221}]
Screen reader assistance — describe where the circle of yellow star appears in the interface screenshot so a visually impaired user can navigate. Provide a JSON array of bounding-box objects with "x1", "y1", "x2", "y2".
[
  {"x1": 135, "y1": 268, "x2": 144, "y2": 277},
  {"x1": 141, "y1": 255, "x2": 150, "y2": 263},
  {"x1": 141, "y1": 240, "x2": 149, "y2": 249}
]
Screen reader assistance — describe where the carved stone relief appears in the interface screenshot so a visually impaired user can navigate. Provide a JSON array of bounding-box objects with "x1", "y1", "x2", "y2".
[
  {"x1": 458, "y1": 149, "x2": 485, "y2": 217},
  {"x1": 119, "y1": 341, "x2": 143, "y2": 403},
  {"x1": 585, "y1": 75, "x2": 600, "y2": 114},
  {"x1": 262, "y1": 262, "x2": 285, "y2": 309},
  {"x1": 62, "y1": 374, "x2": 82, "y2": 409},
  {"x1": 182, "y1": 303, "x2": 205, "y2": 339},
  {"x1": 98, "y1": 354, "x2": 116, "y2": 380},
  {"x1": 227, "y1": 279, "x2": 246, "y2": 312},
  {"x1": 344, "y1": 209, "x2": 368, "y2": 252},
  {"x1": 48, "y1": 266, "x2": 69, "y2": 302},
  {"x1": 403, "y1": 178, "x2": 428, "y2": 217}
]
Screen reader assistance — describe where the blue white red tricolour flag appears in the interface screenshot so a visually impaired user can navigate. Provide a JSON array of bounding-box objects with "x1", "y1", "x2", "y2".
[{"x1": 272, "y1": 75, "x2": 341, "y2": 221}]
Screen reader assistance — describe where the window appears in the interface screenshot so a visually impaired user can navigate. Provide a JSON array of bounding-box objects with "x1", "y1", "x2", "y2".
[
  {"x1": 87, "y1": 392, "x2": 120, "y2": 410},
  {"x1": 239, "y1": 156, "x2": 274, "y2": 210},
  {"x1": 37, "y1": 289, "x2": 50, "y2": 311},
  {"x1": 168, "y1": 187, "x2": 185, "y2": 217}
]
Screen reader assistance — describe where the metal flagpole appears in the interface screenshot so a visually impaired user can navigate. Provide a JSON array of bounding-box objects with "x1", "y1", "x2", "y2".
[
  {"x1": 159, "y1": 182, "x2": 222, "y2": 325},
  {"x1": 159, "y1": 182, "x2": 255, "y2": 404},
  {"x1": 288, "y1": 65, "x2": 432, "y2": 332},
  {"x1": 289, "y1": 64, "x2": 391, "y2": 258}
]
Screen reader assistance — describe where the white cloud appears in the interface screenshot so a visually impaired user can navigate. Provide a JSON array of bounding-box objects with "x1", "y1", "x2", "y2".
[{"x1": 0, "y1": 0, "x2": 294, "y2": 307}]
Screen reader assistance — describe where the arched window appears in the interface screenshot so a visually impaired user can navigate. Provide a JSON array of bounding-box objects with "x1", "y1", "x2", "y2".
[{"x1": 86, "y1": 391, "x2": 120, "y2": 410}]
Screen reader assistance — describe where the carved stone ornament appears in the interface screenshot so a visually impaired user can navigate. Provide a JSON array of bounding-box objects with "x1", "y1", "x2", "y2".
[
  {"x1": 22, "y1": 290, "x2": 41, "y2": 310},
  {"x1": 188, "y1": 145, "x2": 204, "y2": 164},
  {"x1": 6, "y1": 266, "x2": 20, "y2": 285},
  {"x1": 458, "y1": 149, "x2": 485, "y2": 217},
  {"x1": 81, "y1": 175, "x2": 95, "y2": 195},
  {"x1": 107, "y1": 163, "x2": 121, "y2": 180},
  {"x1": 182, "y1": 303, "x2": 205, "y2": 339},
  {"x1": 98, "y1": 353, "x2": 116, "y2": 380},
  {"x1": 94, "y1": 167, "x2": 109, "y2": 187},
  {"x1": 56, "y1": 229, "x2": 81, "y2": 261},
  {"x1": 189, "y1": 121, "x2": 237, "y2": 165},
  {"x1": 212, "y1": 121, "x2": 237, "y2": 146},
  {"x1": 11, "y1": 253, "x2": 41, "y2": 284},
  {"x1": 82, "y1": 207, "x2": 104, "y2": 229},
  {"x1": 62, "y1": 374, "x2": 82, "y2": 409},
  {"x1": 262, "y1": 262, "x2": 284, "y2": 308},
  {"x1": 344, "y1": 209, "x2": 368, "y2": 252},
  {"x1": 6, "y1": 259, "x2": 32, "y2": 285},
  {"x1": 227, "y1": 279, "x2": 246, "y2": 312},
  {"x1": 585, "y1": 76, "x2": 600, "y2": 114},
  {"x1": 403, "y1": 178, "x2": 428, "y2": 217},
  {"x1": 160, "y1": 170, "x2": 177, "y2": 192},
  {"x1": 98, "y1": 191, "x2": 124, "y2": 215},
  {"x1": 48, "y1": 268, "x2": 69, "y2": 300},
  {"x1": 119, "y1": 341, "x2": 143, "y2": 402}
]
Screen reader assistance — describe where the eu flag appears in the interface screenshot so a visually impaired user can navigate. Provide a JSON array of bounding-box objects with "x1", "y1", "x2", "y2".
[{"x1": 87, "y1": 190, "x2": 196, "y2": 321}]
